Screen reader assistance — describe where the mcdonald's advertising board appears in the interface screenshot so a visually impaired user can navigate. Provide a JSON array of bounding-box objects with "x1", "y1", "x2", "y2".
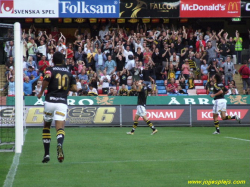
[{"x1": 180, "y1": 0, "x2": 241, "y2": 17}]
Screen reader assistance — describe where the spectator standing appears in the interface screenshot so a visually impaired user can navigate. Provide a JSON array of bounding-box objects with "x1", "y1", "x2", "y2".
[
  {"x1": 196, "y1": 35, "x2": 206, "y2": 53},
  {"x1": 37, "y1": 40, "x2": 47, "y2": 62},
  {"x1": 201, "y1": 59, "x2": 209, "y2": 77},
  {"x1": 143, "y1": 47, "x2": 152, "y2": 65},
  {"x1": 105, "y1": 55, "x2": 116, "y2": 75},
  {"x1": 234, "y1": 30, "x2": 243, "y2": 64},
  {"x1": 26, "y1": 56, "x2": 38, "y2": 70},
  {"x1": 182, "y1": 59, "x2": 191, "y2": 79},
  {"x1": 123, "y1": 46, "x2": 134, "y2": 63},
  {"x1": 152, "y1": 48, "x2": 162, "y2": 67},
  {"x1": 66, "y1": 43, "x2": 74, "y2": 59},
  {"x1": 75, "y1": 47, "x2": 84, "y2": 61},
  {"x1": 94, "y1": 48, "x2": 107, "y2": 72},
  {"x1": 100, "y1": 70, "x2": 110, "y2": 94},
  {"x1": 38, "y1": 55, "x2": 50, "y2": 75},
  {"x1": 26, "y1": 66, "x2": 38, "y2": 78},
  {"x1": 218, "y1": 38, "x2": 230, "y2": 61},
  {"x1": 119, "y1": 68, "x2": 129, "y2": 87},
  {"x1": 238, "y1": 60, "x2": 250, "y2": 95},
  {"x1": 5, "y1": 56, "x2": 14, "y2": 76},
  {"x1": 23, "y1": 75, "x2": 41, "y2": 96},
  {"x1": 206, "y1": 41, "x2": 217, "y2": 64},
  {"x1": 116, "y1": 52, "x2": 126, "y2": 72},
  {"x1": 4, "y1": 41, "x2": 15, "y2": 58},
  {"x1": 47, "y1": 49, "x2": 54, "y2": 67},
  {"x1": 222, "y1": 56, "x2": 235, "y2": 86},
  {"x1": 208, "y1": 59, "x2": 219, "y2": 79},
  {"x1": 27, "y1": 38, "x2": 38, "y2": 64}
]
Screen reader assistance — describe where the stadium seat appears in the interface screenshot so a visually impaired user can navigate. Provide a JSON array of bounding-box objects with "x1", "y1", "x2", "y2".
[
  {"x1": 194, "y1": 80, "x2": 203, "y2": 86},
  {"x1": 158, "y1": 90, "x2": 167, "y2": 94},
  {"x1": 203, "y1": 80, "x2": 207, "y2": 86},
  {"x1": 178, "y1": 94, "x2": 188, "y2": 96},
  {"x1": 158, "y1": 94, "x2": 168, "y2": 96},
  {"x1": 196, "y1": 89, "x2": 207, "y2": 95},
  {"x1": 201, "y1": 75, "x2": 208, "y2": 80},
  {"x1": 127, "y1": 86, "x2": 131, "y2": 90},
  {"x1": 176, "y1": 71, "x2": 181, "y2": 75},
  {"x1": 185, "y1": 85, "x2": 189, "y2": 90},
  {"x1": 156, "y1": 80, "x2": 164, "y2": 86},
  {"x1": 187, "y1": 89, "x2": 197, "y2": 95},
  {"x1": 195, "y1": 86, "x2": 205, "y2": 89},
  {"x1": 157, "y1": 86, "x2": 165, "y2": 90},
  {"x1": 98, "y1": 89, "x2": 103, "y2": 94},
  {"x1": 167, "y1": 93, "x2": 178, "y2": 96},
  {"x1": 185, "y1": 80, "x2": 188, "y2": 84}
]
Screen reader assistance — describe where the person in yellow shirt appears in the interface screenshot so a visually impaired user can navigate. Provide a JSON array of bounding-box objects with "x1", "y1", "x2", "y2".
[{"x1": 234, "y1": 30, "x2": 243, "y2": 64}]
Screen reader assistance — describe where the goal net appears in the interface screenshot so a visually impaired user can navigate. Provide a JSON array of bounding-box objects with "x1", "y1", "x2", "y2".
[{"x1": 0, "y1": 23, "x2": 26, "y2": 153}]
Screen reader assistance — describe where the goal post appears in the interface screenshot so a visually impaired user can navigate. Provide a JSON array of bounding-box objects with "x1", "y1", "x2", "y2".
[{"x1": 14, "y1": 22, "x2": 23, "y2": 153}]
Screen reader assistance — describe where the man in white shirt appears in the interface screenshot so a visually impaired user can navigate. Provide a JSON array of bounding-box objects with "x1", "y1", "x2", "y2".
[
  {"x1": 123, "y1": 46, "x2": 134, "y2": 63},
  {"x1": 37, "y1": 40, "x2": 47, "y2": 56},
  {"x1": 88, "y1": 84, "x2": 98, "y2": 95},
  {"x1": 125, "y1": 55, "x2": 135, "y2": 71},
  {"x1": 4, "y1": 41, "x2": 15, "y2": 58},
  {"x1": 132, "y1": 37, "x2": 144, "y2": 52},
  {"x1": 99, "y1": 23, "x2": 110, "y2": 41},
  {"x1": 56, "y1": 41, "x2": 66, "y2": 55}
]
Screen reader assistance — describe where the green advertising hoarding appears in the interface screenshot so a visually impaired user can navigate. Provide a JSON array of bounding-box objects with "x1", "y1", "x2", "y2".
[{"x1": 6, "y1": 95, "x2": 250, "y2": 106}]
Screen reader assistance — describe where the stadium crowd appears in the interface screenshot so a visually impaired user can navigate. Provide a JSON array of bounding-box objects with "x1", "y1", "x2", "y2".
[{"x1": 1, "y1": 23, "x2": 250, "y2": 96}]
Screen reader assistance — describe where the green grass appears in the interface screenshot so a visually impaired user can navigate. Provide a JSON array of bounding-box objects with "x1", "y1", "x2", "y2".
[{"x1": 1, "y1": 127, "x2": 250, "y2": 187}]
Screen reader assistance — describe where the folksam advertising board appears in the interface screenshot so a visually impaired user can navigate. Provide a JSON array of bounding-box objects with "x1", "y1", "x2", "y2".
[
  {"x1": 0, "y1": 0, "x2": 58, "y2": 17},
  {"x1": 180, "y1": 0, "x2": 241, "y2": 17},
  {"x1": 59, "y1": 0, "x2": 120, "y2": 18}
]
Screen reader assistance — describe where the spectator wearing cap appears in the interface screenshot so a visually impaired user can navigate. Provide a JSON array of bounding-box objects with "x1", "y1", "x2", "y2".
[
  {"x1": 206, "y1": 41, "x2": 218, "y2": 64},
  {"x1": 105, "y1": 55, "x2": 116, "y2": 75},
  {"x1": 189, "y1": 45, "x2": 194, "y2": 53},
  {"x1": 239, "y1": 60, "x2": 250, "y2": 95},
  {"x1": 26, "y1": 56, "x2": 38, "y2": 70},
  {"x1": 222, "y1": 56, "x2": 235, "y2": 86},
  {"x1": 94, "y1": 48, "x2": 107, "y2": 72},
  {"x1": 208, "y1": 59, "x2": 219, "y2": 79},
  {"x1": 26, "y1": 66, "x2": 38, "y2": 78}
]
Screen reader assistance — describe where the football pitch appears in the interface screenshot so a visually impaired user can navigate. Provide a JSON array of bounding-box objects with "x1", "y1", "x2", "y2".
[{"x1": 1, "y1": 127, "x2": 250, "y2": 187}]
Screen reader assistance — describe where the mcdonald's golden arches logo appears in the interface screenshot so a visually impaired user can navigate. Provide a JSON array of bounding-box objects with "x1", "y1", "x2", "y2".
[{"x1": 228, "y1": 2, "x2": 238, "y2": 11}]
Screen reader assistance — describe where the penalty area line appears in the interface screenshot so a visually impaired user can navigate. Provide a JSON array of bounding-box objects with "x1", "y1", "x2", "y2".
[
  {"x1": 3, "y1": 129, "x2": 28, "y2": 187},
  {"x1": 225, "y1": 136, "x2": 250, "y2": 142}
]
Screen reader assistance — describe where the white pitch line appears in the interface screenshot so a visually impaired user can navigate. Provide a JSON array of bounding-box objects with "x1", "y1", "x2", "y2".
[
  {"x1": 3, "y1": 129, "x2": 28, "y2": 187},
  {"x1": 225, "y1": 136, "x2": 250, "y2": 142}
]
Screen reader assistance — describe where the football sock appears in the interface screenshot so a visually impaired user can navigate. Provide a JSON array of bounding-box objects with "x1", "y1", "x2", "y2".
[
  {"x1": 56, "y1": 128, "x2": 65, "y2": 146},
  {"x1": 214, "y1": 121, "x2": 220, "y2": 133},
  {"x1": 131, "y1": 121, "x2": 138, "y2": 133},
  {"x1": 225, "y1": 116, "x2": 235, "y2": 120},
  {"x1": 42, "y1": 128, "x2": 51, "y2": 156},
  {"x1": 146, "y1": 120, "x2": 156, "y2": 131}
]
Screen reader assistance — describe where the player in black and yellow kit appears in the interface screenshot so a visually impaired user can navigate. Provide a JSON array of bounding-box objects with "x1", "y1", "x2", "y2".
[
  {"x1": 37, "y1": 52, "x2": 77, "y2": 163},
  {"x1": 210, "y1": 73, "x2": 240, "y2": 134},
  {"x1": 127, "y1": 81, "x2": 158, "y2": 135}
]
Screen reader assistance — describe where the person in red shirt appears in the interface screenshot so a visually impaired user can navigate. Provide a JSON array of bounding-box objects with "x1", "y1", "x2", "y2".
[
  {"x1": 66, "y1": 43, "x2": 74, "y2": 59},
  {"x1": 38, "y1": 55, "x2": 50, "y2": 75},
  {"x1": 196, "y1": 35, "x2": 206, "y2": 53},
  {"x1": 239, "y1": 60, "x2": 250, "y2": 95},
  {"x1": 166, "y1": 77, "x2": 178, "y2": 94}
]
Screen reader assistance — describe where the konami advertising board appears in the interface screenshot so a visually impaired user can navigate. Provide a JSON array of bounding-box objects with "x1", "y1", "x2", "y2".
[{"x1": 180, "y1": 0, "x2": 241, "y2": 17}]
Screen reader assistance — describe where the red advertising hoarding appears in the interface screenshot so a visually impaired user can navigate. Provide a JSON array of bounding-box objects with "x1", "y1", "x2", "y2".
[
  {"x1": 197, "y1": 109, "x2": 248, "y2": 120},
  {"x1": 180, "y1": 0, "x2": 241, "y2": 17}
]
